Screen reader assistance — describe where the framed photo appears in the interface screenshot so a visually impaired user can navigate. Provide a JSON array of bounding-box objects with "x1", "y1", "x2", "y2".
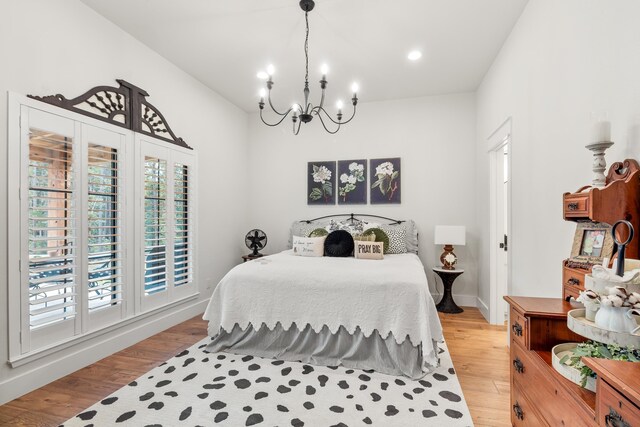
[
  {"x1": 370, "y1": 157, "x2": 401, "y2": 204},
  {"x1": 307, "y1": 161, "x2": 336, "y2": 205},
  {"x1": 337, "y1": 159, "x2": 367, "y2": 205},
  {"x1": 570, "y1": 222, "x2": 614, "y2": 265}
]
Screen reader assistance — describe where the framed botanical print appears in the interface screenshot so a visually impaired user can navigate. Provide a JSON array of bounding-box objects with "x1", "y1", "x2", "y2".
[
  {"x1": 307, "y1": 161, "x2": 336, "y2": 205},
  {"x1": 337, "y1": 159, "x2": 367, "y2": 204},
  {"x1": 370, "y1": 157, "x2": 401, "y2": 204}
]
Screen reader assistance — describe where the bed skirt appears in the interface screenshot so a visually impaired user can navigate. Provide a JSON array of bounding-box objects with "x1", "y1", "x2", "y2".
[{"x1": 206, "y1": 323, "x2": 439, "y2": 379}]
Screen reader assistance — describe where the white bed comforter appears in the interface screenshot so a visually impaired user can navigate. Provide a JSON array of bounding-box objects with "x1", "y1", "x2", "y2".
[{"x1": 203, "y1": 250, "x2": 444, "y2": 367}]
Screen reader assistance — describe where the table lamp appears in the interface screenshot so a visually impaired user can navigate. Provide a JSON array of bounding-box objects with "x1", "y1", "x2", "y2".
[{"x1": 434, "y1": 225, "x2": 466, "y2": 270}]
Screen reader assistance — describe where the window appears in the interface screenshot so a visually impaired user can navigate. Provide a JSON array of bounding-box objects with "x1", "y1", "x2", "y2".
[
  {"x1": 9, "y1": 101, "x2": 196, "y2": 359},
  {"x1": 87, "y1": 143, "x2": 122, "y2": 311},
  {"x1": 174, "y1": 163, "x2": 192, "y2": 287},
  {"x1": 28, "y1": 129, "x2": 77, "y2": 330},
  {"x1": 144, "y1": 156, "x2": 168, "y2": 295}
]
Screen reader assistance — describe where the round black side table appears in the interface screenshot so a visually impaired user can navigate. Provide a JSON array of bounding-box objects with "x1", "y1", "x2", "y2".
[{"x1": 433, "y1": 267, "x2": 464, "y2": 314}]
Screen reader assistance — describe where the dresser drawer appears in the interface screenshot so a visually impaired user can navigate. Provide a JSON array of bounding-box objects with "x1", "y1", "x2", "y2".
[
  {"x1": 597, "y1": 379, "x2": 640, "y2": 427},
  {"x1": 510, "y1": 307, "x2": 528, "y2": 348},
  {"x1": 564, "y1": 193, "x2": 591, "y2": 219},
  {"x1": 512, "y1": 381, "x2": 548, "y2": 426},
  {"x1": 511, "y1": 343, "x2": 594, "y2": 427},
  {"x1": 563, "y1": 267, "x2": 585, "y2": 291}
]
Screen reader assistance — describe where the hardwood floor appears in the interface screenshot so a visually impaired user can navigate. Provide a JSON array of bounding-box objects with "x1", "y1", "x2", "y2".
[{"x1": 0, "y1": 308, "x2": 509, "y2": 426}]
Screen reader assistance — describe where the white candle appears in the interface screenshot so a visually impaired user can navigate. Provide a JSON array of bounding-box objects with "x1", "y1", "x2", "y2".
[{"x1": 591, "y1": 120, "x2": 611, "y2": 142}]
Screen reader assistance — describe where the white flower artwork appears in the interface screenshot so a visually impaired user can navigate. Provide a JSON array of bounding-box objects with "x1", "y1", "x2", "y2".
[
  {"x1": 308, "y1": 162, "x2": 336, "y2": 205},
  {"x1": 370, "y1": 158, "x2": 401, "y2": 204},
  {"x1": 338, "y1": 159, "x2": 367, "y2": 204}
]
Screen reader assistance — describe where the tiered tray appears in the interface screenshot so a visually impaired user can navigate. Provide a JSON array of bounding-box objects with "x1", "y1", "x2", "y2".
[
  {"x1": 567, "y1": 308, "x2": 640, "y2": 347},
  {"x1": 552, "y1": 343, "x2": 597, "y2": 392}
]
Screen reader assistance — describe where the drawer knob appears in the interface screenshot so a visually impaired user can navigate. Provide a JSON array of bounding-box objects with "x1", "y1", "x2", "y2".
[
  {"x1": 567, "y1": 277, "x2": 580, "y2": 286},
  {"x1": 513, "y1": 357, "x2": 524, "y2": 373},
  {"x1": 512, "y1": 321, "x2": 523, "y2": 337},
  {"x1": 567, "y1": 202, "x2": 579, "y2": 211},
  {"x1": 605, "y1": 408, "x2": 630, "y2": 427},
  {"x1": 513, "y1": 402, "x2": 524, "y2": 420}
]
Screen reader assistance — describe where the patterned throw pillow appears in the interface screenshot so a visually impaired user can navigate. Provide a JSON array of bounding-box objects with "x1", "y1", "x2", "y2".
[
  {"x1": 362, "y1": 228, "x2": 390, "y2": 254},
  {"x1": 384, "y1": 228, "x2": 407, "y2": 254}
]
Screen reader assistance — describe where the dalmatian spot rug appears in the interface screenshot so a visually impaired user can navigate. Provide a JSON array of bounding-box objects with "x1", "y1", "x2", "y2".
[{"x1": 60, "y1": 338, "x2": 473, "y2": 427}]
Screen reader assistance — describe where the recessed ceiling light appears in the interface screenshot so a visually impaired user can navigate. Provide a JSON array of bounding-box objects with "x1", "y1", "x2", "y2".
[
  {"x1": 408, "y1": 50, "x2": 422, "y2": 61},
  {"x1": 257, "y1": 71, "x2": 269, "y2": 80}
]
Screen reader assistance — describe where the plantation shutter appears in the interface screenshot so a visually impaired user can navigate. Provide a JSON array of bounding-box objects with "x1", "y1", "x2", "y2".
[
  {"x1": 139, "y1": 138, "x2": 196, "y2": 311},
  {"x1": 83, "y1": 124, "x2": 131, "y2": 330},
  {"x1": 171, "y1": 151, "x2": 196, "y2": 299},
  {"x1": 173, "y1": 163, "x2": 192, "y2": 287},
  {"x1": 23, "y1": 108, "x2": 80, "y2": 351}
]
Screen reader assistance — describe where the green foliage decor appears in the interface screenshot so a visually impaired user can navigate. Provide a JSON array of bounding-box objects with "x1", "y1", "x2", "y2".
[{"x1": 559, "y1": 340, "x2": 639, "y2": 387}]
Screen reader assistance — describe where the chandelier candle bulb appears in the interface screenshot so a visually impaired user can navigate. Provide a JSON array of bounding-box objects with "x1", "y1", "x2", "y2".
[{"x1": 266, "y1": 64, "x2": 275, "y2": 76}]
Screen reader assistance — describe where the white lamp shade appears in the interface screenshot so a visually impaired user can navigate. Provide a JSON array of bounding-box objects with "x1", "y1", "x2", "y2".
[{"x1": 434, "y1": 225, "x2": 466, "y2": 246}]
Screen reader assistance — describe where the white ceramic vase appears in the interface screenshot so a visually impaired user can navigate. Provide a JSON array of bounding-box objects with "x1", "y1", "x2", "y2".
[
  {"x1": 594, "y1": 305, "x2": 640, "y2": 333},
  {"x1": 584, "y1": 303, "x2": 599, "y2": 322}
]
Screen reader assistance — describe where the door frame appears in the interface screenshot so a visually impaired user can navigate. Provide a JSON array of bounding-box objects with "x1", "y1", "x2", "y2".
[{"x1": 487, "y1": 117, "x2": 512, "y2": 325}]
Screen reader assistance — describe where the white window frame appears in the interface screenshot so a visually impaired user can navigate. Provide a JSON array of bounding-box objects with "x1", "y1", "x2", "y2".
[{"x1": 7, "y1": 93, "x2": 198, "y2": 364}]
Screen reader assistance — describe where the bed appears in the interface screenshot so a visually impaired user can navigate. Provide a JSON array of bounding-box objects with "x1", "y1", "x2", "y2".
[{"x1": 202, "y1": 216, "x2": 443, "y2": 379}]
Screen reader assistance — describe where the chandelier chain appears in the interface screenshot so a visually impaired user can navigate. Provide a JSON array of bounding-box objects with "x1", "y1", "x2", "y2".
[{"x1": 304, "y1": 10, "x2": 309, "y2": 85}]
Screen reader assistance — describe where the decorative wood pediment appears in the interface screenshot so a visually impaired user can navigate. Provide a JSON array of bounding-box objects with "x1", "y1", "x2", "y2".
[{"x1": 28, "y1": 79, "x2": 191, "y2": 149}]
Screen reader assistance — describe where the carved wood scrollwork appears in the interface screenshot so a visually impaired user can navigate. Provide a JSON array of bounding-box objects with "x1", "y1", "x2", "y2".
[
  {"x1": 606, "y1": 159, "x2": 640, "y2": 184},
  {"x1": 28, "y1": 79, "x2": 191, "y2": 149}
]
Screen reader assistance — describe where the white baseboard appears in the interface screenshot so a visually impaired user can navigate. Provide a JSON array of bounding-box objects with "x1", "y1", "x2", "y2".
[
  {"x1": 430, "y1": 293, "x2": 478, "y2": 308},
  {"x1": 0, "y1": 299, "x2": 209, "y2": 405},
  {"x1": 477, "y1": 297, "x2": 490, "y2": 321}
]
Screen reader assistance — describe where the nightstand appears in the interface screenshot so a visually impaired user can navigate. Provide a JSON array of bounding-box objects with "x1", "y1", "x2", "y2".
[
  {"x1": 432, "y1": 267, "x2": 464, "y2": 313},
  {"x1": 242, "y1": 254, "x2": 264, "y2": 263}
]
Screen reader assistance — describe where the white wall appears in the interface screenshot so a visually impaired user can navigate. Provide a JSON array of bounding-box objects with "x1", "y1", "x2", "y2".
[
  {"x1": 476, "y1": 0, "x2": 640, "y2": 310},
  {"x1": 0, "y1": 0, "x2": 249, "y2": 403},
  {"x1": 248, "y1": 93, "x2": 478, "y2": 303}
]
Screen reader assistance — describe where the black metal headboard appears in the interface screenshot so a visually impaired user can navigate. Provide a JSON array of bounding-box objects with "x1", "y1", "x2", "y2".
[{"x1": 298, "y1": 213, "x2": 405, "y2": 225}]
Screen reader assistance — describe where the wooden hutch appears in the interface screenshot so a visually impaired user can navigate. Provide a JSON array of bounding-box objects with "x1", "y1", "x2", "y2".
[
  {"x1": 562, "y1": 159, "x2": 640, "y2": 301},
  {"x1": 504, "y1": 159, "x2": 640, "y2": 426}
]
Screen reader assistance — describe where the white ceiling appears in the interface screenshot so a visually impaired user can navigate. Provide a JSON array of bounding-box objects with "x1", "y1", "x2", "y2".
[{"x1": 81, "y1": 0, "x2": 528, "y2": 113}]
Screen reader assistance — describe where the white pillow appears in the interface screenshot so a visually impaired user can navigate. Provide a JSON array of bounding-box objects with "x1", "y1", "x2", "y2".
[
  {"x1": 354, "y1": 241, "x2": 384, "y2": 260},
  {"x1": 292, "y1": 235, "x2": 326, "y2": 257}
]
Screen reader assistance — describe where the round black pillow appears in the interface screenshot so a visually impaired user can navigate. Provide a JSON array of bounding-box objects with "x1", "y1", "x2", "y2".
[{"x1": 324, "y1": 230, "x2": 355, "y2": 257}]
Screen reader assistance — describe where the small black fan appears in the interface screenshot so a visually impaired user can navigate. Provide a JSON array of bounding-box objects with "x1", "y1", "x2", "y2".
[{"x1": 245, "y1": 229, "x2": 267, "y2": 257}]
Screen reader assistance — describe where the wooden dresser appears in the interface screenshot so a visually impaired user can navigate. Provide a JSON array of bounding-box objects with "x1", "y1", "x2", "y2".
[{"x1": 505, "y1": 296, "x2": 597, "y2": 426}]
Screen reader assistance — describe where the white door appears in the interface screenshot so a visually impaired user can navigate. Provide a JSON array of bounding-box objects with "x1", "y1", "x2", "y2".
[
  {"x1": 495, "y1": 144, "x2": 509, "y2": 324},
  {"x1": 488, "y1": 118, "x2": 512, "y2": 325}
]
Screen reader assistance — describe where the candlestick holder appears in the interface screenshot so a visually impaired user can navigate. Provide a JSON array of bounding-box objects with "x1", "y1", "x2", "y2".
[{"x1": 585, "y1": 141, "x2": 614, "y2": 188}]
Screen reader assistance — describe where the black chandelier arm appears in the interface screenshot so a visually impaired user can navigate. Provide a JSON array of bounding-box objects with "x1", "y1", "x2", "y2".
[
  {"x1": 316, "y1": 111, "x2": 341, "y2": 134},
  {"x1": 260, "y1": 108, "x2": 293, "y2": 127},
  {"x1": 293, "y1": 119, "x2": 303, "y2": 135},
  {"x1": 267, "y1": 89, "x2": 289, "y2": 116},
  {"x1": 311, "y1": 103, "x2": 357, "y2": 126}
]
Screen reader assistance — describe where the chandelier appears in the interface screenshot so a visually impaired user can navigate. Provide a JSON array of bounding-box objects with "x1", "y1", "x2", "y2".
[{"x1": 258, "y1": 0, "x2": 358, "y2": 135}]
